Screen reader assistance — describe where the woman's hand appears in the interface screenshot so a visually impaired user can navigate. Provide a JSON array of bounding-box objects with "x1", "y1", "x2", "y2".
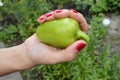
[
  {"x1": 24, "y1": 34, "x2": 86, "y2": 65},
  {"x1": 23, "y1": 9, "x2": 89, "y2": 66},
  {"x1": 37, "y1": 9, "x2": 89, "y2": 33}
]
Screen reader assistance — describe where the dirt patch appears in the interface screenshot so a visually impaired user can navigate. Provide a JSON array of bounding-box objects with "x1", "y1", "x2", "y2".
[{"x1": 105, "y1": 14, "x2": 120, "y2": 55}]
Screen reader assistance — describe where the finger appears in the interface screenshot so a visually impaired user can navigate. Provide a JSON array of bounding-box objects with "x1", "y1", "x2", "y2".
[
  {"x1": 56, "y1": 40, "x2": 86, "y2": 62},
  {"x1": 54, "y1": 9, "x2": 69, "y2": 18},
  {"x1": 69, "y1": 9, "x2": 89, "y2": 33},
  {"x1": 37, "y1": 15, "x2": 46, "y2": 24},
  {"x1": 44, "y1": 11, "x2": 55, "y2": 21}
]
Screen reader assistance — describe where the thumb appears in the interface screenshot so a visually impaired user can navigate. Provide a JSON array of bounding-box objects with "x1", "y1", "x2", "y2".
[
  {"x1": 66, "y1": 40, "x2": 86, "y2": 54},
  {"x1": 57, "y1": 40, "x2": 86, "y2": 62}
]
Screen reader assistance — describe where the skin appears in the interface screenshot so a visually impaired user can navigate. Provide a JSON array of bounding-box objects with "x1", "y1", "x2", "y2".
[
  {"x1": 0, "y1": 9, "x2": 89, "y2": 76},
  {"x1": 38, "y1": 9, "x2": 89, "y2": 33}
]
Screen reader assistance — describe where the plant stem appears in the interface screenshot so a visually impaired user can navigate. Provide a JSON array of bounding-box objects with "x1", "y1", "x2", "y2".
[{"x1": 76, "y1": 30, "x2": 90, "y2": 42}]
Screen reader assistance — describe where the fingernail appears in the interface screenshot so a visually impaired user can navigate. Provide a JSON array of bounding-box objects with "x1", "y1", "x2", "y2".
[
  {"x1": 38, "y1": 17, "x2": 44, "y2": 20},
  {"x1": 71, "y1": 9, "x2": 78, "y2": 13},
  {"x1": 45, "y1": 13, "x2": 53, "y2": 17},
  {"x1": 55, "y1": 10, "x2": 62, "y2": 13},
  {"x1": 76, "y1": 42, "x2": 86, "y2": 51}
]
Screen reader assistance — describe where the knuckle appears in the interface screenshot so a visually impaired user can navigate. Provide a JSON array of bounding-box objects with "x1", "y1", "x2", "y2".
[{"x1": 79, "y1": 13, "x2": 84, "y2": 17}]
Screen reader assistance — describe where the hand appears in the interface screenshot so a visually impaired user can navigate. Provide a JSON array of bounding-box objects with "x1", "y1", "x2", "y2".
[
  {"x1": 23, "y1": 9, "x2": 89, "y2": 66},
  {"x1": 24, "y1": 34, "x2": 86, "y2": 65},
  {"x1": 37, "y1": 9, "x2": 89, "y2": 33}
]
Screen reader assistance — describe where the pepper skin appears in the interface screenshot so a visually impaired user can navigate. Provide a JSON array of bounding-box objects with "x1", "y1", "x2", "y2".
[{"x1": 36, "y1": 18, "x2": 90, "y2": 48}]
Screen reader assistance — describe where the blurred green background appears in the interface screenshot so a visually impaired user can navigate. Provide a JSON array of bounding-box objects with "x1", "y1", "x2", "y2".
[{"x1": 0, "y1": 0, "x2": 120, "y2": 80}]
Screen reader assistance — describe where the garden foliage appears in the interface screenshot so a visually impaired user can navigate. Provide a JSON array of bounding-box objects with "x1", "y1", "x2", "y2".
[{"x1": 0, "y1": 0, "x2": 120, "y2": 80}]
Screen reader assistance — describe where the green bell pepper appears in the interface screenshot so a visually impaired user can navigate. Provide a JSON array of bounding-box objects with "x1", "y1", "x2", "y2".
[{"x1": 36, "y1": 18, "x2": 90, "y2": 48}]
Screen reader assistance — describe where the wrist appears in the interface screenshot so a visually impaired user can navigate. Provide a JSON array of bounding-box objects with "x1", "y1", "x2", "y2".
[{"x1": 12, "y1": 43, "x2": 35, "y2": 71}]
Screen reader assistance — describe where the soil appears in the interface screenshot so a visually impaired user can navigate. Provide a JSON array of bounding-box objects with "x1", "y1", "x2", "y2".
[{"x1": 104, "y1": 14, "x2": 120, "y2": 55}]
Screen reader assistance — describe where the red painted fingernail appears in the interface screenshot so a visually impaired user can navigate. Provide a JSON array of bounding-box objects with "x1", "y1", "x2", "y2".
[
  {"x1": 71, "y1": 9, "x2": 78, "y2": 13},
  {"x1": 76, "y1": 42, "x2": 86, "y2": 51},
  {"x1": 45, "y1": 13, "x2": 52, "y2": 17},
  {"x1": 55, "y1": 10, "x2": 62, "y2": 13},
  {"x1": 39, "y1": 17, "x2": 44, "y2": 20}
]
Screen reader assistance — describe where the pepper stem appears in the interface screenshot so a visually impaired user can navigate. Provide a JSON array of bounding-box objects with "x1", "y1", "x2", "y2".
[{"x1": 76, "y1": 30, "x2": 90, "y2": 42}]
